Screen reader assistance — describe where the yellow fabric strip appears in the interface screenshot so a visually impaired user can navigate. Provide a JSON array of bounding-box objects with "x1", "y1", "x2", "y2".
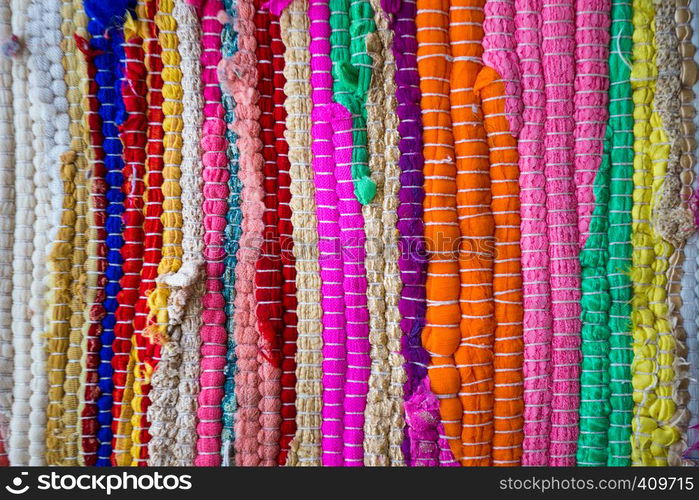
[{"x1": 58, "y1": 0, "x2": 89, "y2": 466}]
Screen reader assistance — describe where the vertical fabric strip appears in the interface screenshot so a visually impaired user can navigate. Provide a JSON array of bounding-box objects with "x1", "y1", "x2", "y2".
[
  {"x1": 0, "y1": 0, "x2": 14, "y2": 467},
  {"x1": 111, "y1": 9, "x2": 147, "y2": 466},
  {"x1": 477, "y1": 0, "x2": 524, "y2": 466},
  {"x1": 220, "y1": 0, "x2": 241, "y2": 466},
  {"x1": 8, "y1": 0, "x2": 32, "y2": 467},
  {"x1": 253, "y1": 0, "x2": 283, "y2": 466},
  {"x1": 60, "y1": 0, "x2": 90, "y2": 466},
  {"x1": 604, "y1": 0, "x2": 634, "y2": 467},
  {"x1": 195, "y1": 0, "x2": 229, "y2": 467},
  {"x1": 542, "y1": 0, "x2": 581, "y2": 466},
  {"x1": 311, "y1": 0, "x2": 345, "y2": 467},
  {"x1": 134, "y1": 0, "x2": 165, "y2": 466},
  {"x1": 515, "y1": 0, "x2": 552, "y2": 466},
  {"x1": 282, "y1": 0, "x2": 323, "y2": 466}
]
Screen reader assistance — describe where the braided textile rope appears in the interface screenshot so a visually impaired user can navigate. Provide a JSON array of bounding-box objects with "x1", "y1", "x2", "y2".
[
  {"x1": 221, "y1": 0, "x2": 264, "y2": 466},
  {"x1": 282, "y1": 0, "x2": 323, "y2": 466},
  {"x1": 147, "y1": 0, "x2": 201, "y2": 466},
  {"x1": 59, "y1": 0, "x2": 90, "y2": 466},
  {"x1": 140, "y1": 0, "x2": 184, "y2": 465},
  {"x1": 87, "y1": 0, "x2": 129, "y2": 465},
  {"x1": 27, "y1": 0, "x2": 61, "y2": 465},
  {"x1": 363, "y1": 2, "x2": 390, "y2": 466},
  {"x1": 684, "y1": 0, "x2": 699, "y2": 463},
  {"x1": 279, "y1": 0, "x2": 322, "y2": 466},
  {"x1": 604, "y1": 0, "x2": 634, "y2": 466},
  {"x1": 132, "y1": 0, "x2": 164, "y2": 466},
  {"x1": 331, "y1": 0, "x2": 374, "y2": 465},
  {"x1": 676, "y1": 0, "x2": 699, "y2": 464},
  {"x1": 45, "y1": 0, "x2": 73, "y2": 465},
  {"x1": 145, "y1": 7, "x2": 184, "y2": 465},
  {"x1": 476, "y1": 0, "x2": 524, "y2": 466},
  {"x1": 364, "y1": 0, "x2": 405, "y2": 466},
  {"x1": 629, "y1": 0, "x2": 670, "y2": 466},
  {"x1": 576, "y1": 66, "x2": 612, "y2": 466},
  {"x1": 542, "y1": 0, "x2": 581, "y2": 466},
  {"x1": 310, "y1": 0, "x2": 345, "y2": 466},
  {"x1": 645, "y1": 0, "x2": 685, "y2": 466},
  {"x1": 574, "y1": 1, "x2": 611, "y2": 246},
  {"x1": 194, "y1": 0, "x2": 229, "y2": 467},
  {"x1": 9, "y1": 0, "x2": 34, "y2": 465},
  {"x1": 384, "y1": 0, "x2": 455, "y2": 466},
  {"x1": 76, "y1": 14, "x2": 107, "y2": 466},
  {"x1": 172, "y1": 2, "x2": 204, "y2": 466},
  {"x1": 0, "y1": 0, "x2": 14, "y2": 465},
  {"x1": 653, "y1": 2, "x2": 694, "y2": 246},
  {"x1": 574, "y1": 0, "x2": 612, "y2": 467},
  {"x1": 329, "y1": 101, "x2": 370, "y2": 466},
  {"x1": 416, "y1": 0, "x2": 462, "y2": 461},
  {"x1": 220, "y1": 0, "x2": 241, "y2": 466},
  {"x1": 254, "y1": 0, "x2": 283, "y2": 466},
  {"x1": 381, "y1": 24, "x2": 405, "y2": 467},
  {"x1": 385, "y1": 0, "x2": 435, "y2": 466},
  {"x1": 163, "y1": 0, "x2": 205, "y2": 467},
  {"x1": 111, "y1": 9, "x2": 147, "y2": 466},
  {"x1": 515, "y1": 0, "x2": 552, "y2": 466},
  {"x1": 270, "y1": 7, "x2": 298, "y2": 466},
  {"x1": 653, "y1": 0, "x2": 690, "y2": 467},
  {"x1": 449, "y1": 0, "x2": 494, "y2": 466}
]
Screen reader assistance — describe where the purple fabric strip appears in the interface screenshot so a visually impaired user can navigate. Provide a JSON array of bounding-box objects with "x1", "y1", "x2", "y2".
[{"x1": 310, "y1": 0, "x2": 346, "y2": 466}]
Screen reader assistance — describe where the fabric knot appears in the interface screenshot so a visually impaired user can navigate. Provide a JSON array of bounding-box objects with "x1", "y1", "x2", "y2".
[{"x1": 0, "y1": 35, "x2": 22, "y2": 58}]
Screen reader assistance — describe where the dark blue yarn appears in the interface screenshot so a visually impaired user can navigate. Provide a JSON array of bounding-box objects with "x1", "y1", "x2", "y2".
[{"x1": 85, "y1": 0, "x2": 131, "y2": 466}]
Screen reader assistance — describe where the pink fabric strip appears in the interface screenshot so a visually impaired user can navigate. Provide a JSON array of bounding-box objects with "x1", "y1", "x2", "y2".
[
  {"x1": 225, "y1": 0, "x2": 264, "y2": 466},
  {"x1": 515, "y1": 0, "x2": 553, "y2": 467},
  {"x1": 542, "y1": 0, "x2": 581, "y2": 466},
  {"x1": 310, "y1": 0, "x2": 346, "y2": 467},
  {"x1": 330, "y1": 102, "x2": 370, "y2": 467},
  {"x1": 482, "y1": 0, "x2": 522, "y2": 135},
  {"x1": 195, "y1": 0, "x2": 230, "y2": 467},
  {"x1": 573, "y1": 0, "x2": 610, "y2": 246}
]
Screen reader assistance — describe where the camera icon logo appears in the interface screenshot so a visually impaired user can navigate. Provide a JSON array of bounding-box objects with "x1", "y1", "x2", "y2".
[{"x1": 5, "y1": 472, "x2": 29, "y2": 495}]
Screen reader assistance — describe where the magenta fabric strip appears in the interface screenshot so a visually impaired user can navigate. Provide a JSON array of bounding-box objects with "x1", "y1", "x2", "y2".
[
  {"x1": 515, "y1": 0, "x2": 553, "y2": 466},
  {"x1": 310, "y1": 0, "x2": 346, "y2": 467},
  {"x1": 542, "y1": 0, "x2": 581, "y2": 466},
  {"x1": 330, "y1": 102, "x2": 370, "y2": 467},
  {"x1": 573, "y1": 0, "x2": 610, "y2": 246},
  {"x1": 195, "y1": 0, "x2": 229, "y2": 467}
]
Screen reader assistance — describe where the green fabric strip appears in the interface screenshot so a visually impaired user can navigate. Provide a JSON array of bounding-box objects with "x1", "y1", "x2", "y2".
[
  {"x1": 577, "y1": 75, "x2": 612, "y2": 467},
  {"x1": 329, "y1": 0, "x2": 376, "y2": 204},
  {"x1": 605, "y1": 0, "x2": 634, "y2": 466},
  {"x1": 577, "y1": 0, "x2": 635, "y2": 467}
]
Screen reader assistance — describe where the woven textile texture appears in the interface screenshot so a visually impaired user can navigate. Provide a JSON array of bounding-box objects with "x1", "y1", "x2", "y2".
[
  {"x1": 111, "y1": 9, "x2": 147, "y2": 466},
  {"x1": 253, "y1": 0, "x2": 283, "y2": 467},
  {"x1": 542, "y1": 0, "x2": 581, "y2": 466},
  {"x1": 515, "y1": 0, "x2": 552, "y2": 467},
  {"x1": 604, "y1": 0, "x2": 634, "y2": 467},
  {"x1": 477, "y1": 0, "x2": 524, "y2": 466},
  {"x1": 282, "y1": 0, "x2": 324, "y2": 467},
  {"x1": 192, "y1": 0, "x2": 229, "y2": 468},
  {"x1": 417, "y1": 0, "x2": 461, "y2": 463},
  {"x1": 75, "y1": 9, "x2": 106, "y2": 466},
  {"x1": 9, "y1": 0, "x2": 33, "y2": 467},
  {"x1": 220, "y1": 0, "x2": 241, "y2": 467},
  {"x1": 133, "y1": 0, "x2": 165, "y2": 466},
  {"x1": 574, "y1": 0, "x2": 612, "y2": 467}
]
